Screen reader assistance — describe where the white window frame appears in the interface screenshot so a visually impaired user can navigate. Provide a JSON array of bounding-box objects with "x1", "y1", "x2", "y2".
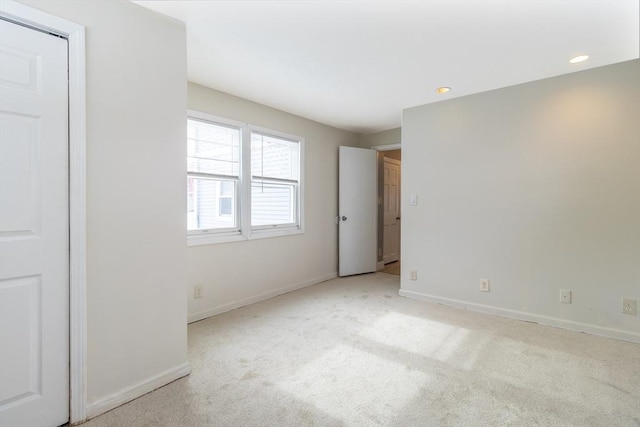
[
  {"x1": 187, "y1": 111, "x2": 245, "y2": 245},
  {"x1": 248, "y1": 125, "x2": 304, "y2": 240},
  {"x1": 187, "y1": 111, "x2": 304, "y2": 246}
]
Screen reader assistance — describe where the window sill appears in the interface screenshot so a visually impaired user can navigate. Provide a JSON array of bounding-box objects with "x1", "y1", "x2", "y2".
[
  {"x1": 188, "y1": 231, "x2": 245, "y2": 247},
  {"x1": 187, "y1": 226, "x2": 303, "y2": 246},
  {"x1": 249, "y1": 226, "x2": 303, "y2": 240}
]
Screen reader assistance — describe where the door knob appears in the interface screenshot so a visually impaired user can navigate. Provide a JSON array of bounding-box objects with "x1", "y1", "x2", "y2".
[{"x1": 342, "y1": 216, "x2": 347, "y2": 221}]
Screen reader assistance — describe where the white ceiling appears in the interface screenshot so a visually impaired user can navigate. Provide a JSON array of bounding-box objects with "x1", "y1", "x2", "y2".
[{"x1": 133, "y1": 1, "x2": 639, "y2": 134}]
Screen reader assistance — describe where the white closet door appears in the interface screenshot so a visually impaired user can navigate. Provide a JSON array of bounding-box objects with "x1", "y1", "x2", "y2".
[{"x1": 0, "y1": 18, "x2": 69, "y2": 427}]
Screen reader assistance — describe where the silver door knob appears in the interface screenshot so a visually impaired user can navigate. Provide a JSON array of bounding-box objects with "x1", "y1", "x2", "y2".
[{"x1": 342, "y1": 216, "x2": 347, "y2": 221}]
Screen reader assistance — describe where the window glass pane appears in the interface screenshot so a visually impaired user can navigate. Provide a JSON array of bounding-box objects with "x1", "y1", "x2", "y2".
[
  {"x1": 220, "y1": 180, "x2": 233, "y2": 196},
  {"x1": 188, "y1": 177, "x2": 236, "y2": 230},
  {"x1": 188, "y1": 119, "x2": 240, "y2": 176},
  {"x1": 251, "y1": 133, "x2": 299, "y2": 180},
  {"x1": 251, "y1": 181, "x2": 295, "y2": 226},
  {"x1": 219, "y1": 197, "x2": 232, "y2": 216}
]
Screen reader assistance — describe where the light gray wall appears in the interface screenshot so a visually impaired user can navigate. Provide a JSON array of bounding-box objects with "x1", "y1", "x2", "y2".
[
  {"x1": 360, "y1": 127, "x2": 401, "y2": 148},
  {"x1": 187, "y1": 82, "x2": 360, "y2": 321},
  {"x1": 20, "y1": 0, "x2": 189, "y2": 413},
  {"x1": 401, "y1": 59, "x2": 640, "y2": 341}
]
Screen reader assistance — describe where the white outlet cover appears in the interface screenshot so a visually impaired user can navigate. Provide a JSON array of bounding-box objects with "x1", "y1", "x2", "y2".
[
  {"x1": 409, "y1": 270, "x2": 417, "y2": 280},
  {"x1": 560, "y1": 290, "x2": 572, "y2": 304},
  {"x1": 622, "y1": 298, "x2": 637, "y2": 315},
  {"x1": 479, "y1": 279, "x2": 490, "y2": 292}
]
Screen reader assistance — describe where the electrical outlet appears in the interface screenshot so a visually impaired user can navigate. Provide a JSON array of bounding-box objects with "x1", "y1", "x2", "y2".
[
  {"x1": 479, "y1": 279, "x2": 490, "y2": 292},
  {"x1": 194, "y1": 285, "x2": 203, "y2": 299},
  {"x1": 409, "y1": 270, "x2": 417, "y2": 281},
  {"x1": 622, "y1": 298, "x2": 637, "y2": 315},
  {"x1": 560, "y1": 290, "x2": 571, "y2": 304}
]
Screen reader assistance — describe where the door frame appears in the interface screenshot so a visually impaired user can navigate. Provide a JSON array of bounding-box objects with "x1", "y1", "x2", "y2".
[
  {"x1": 373, "y1": 143, "x2": 401, "y2": 152},
  {"x1": 373, "y1": 143, "x2": 401, "y2": 269},
  {"x1": 0, "y1": 1, "x2": 87, "y2": 424},
  {"x1": 382, "y1": 156, "x2": 401, "y2": 264}
]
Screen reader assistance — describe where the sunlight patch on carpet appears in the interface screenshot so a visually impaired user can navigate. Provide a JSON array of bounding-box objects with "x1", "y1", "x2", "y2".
[
  {"x1": 277, "y1": 344, "x2": 429, "y2": 425},
  {"x1": 360, "y1": 312, "x2": 470, "y2": 364}
]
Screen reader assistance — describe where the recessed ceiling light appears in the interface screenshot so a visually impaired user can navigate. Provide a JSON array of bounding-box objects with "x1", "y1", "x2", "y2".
[
  {"x1": 436, "y1": 87, "x2": 451, "y2": 94},
  {"x1": 569, "y1": 55, "x2": 589, "y2": 64}
]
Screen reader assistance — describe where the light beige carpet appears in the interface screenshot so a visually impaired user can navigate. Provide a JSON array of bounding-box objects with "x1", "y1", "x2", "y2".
[
  {"x1": 380, "y1": 261, "x2": 400, "y2": 276},
  {"x1": 82, "y1": 273, "x2": 640, "y2": 426}
]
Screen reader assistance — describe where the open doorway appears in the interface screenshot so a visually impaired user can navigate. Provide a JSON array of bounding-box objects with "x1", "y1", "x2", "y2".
[
  {"x1": 382, "y1": 152, "x2": 401, "y2": 267},
  {"x1": 374, "y1": 145, "x2": 401, "y2": 275}
]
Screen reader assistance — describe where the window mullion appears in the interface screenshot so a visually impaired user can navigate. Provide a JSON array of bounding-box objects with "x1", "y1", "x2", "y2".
[{"x1": 240, "y1": 125, "x2": 252, "y2": 238}]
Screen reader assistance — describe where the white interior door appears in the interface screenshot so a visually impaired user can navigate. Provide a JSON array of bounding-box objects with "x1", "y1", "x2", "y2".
[
  {"x1": 0, "y1": 19, "x2": 69, "y2": 427},
  {"x1": 383, "y1": 157, "x2": 400, "y2": 264},
  {"x1": 338, "y1": 146, "x2": 377, "y2": 276}
]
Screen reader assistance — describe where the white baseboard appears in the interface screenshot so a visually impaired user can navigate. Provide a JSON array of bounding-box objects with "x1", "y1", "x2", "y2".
[
  {"x1": 86, "y1": 362, "x2": 191, "y2": 419},
  {"x1": 399, "y1": 289, "x2": 640, "y2": 344},
  {"x1": 188, "y1": 272, "x2": 338, "y2": 323}
]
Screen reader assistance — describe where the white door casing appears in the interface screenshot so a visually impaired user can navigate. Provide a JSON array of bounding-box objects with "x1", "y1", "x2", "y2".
[
  {"x1": 383, "y1": 157, "x2": 400, "y2": 264},
  {"x1": 338, "y1": 146, "x2": 377, "y2": 276},
  {"x1": 0, "y1": 18, "x2": 69, "y2": 427}
]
